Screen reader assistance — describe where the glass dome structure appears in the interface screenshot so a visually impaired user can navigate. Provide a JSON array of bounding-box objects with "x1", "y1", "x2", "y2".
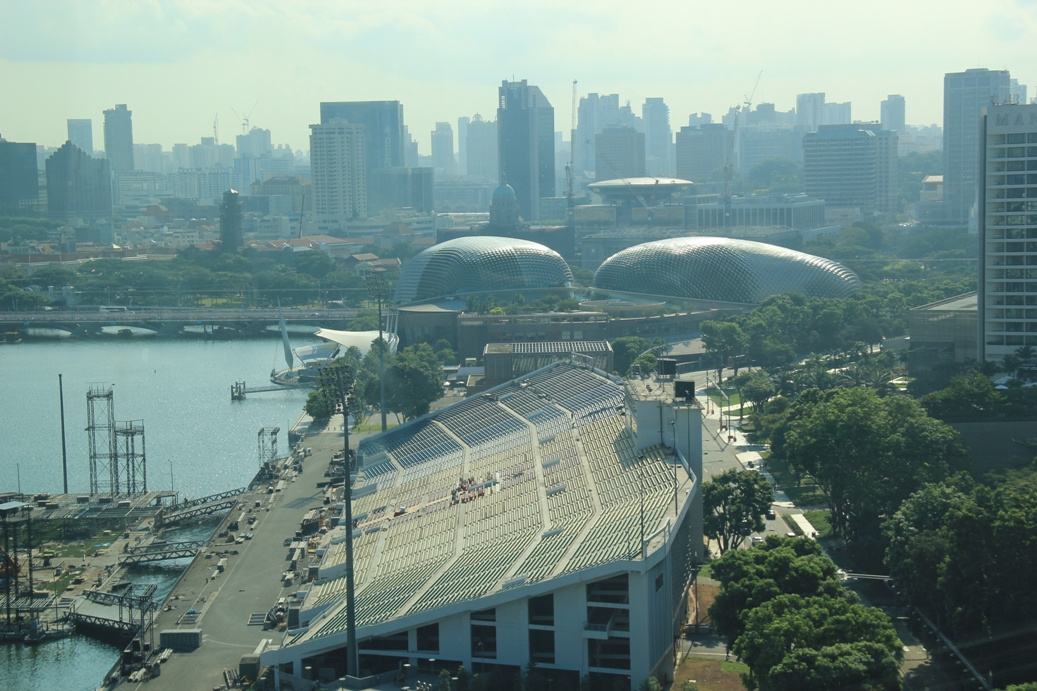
[
  {"x1": 594, "y1": 237, "x2": 860, "y2": 304},
  {"x1": 394, "y1": 237, "x2": 574, "y2": 305}
]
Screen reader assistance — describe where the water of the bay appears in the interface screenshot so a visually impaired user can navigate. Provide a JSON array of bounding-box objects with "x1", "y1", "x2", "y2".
[{"x1": 0, "y1": 336, "x2": 313, "y2": 689}]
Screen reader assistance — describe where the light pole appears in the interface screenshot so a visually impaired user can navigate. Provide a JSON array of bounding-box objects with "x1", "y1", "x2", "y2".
[
  {"x1": 366, "y1": 272, "x2": 391, "y2": 433},
  {"x1": 328, "y1": 366, "x2": 359, "y2": 677}
]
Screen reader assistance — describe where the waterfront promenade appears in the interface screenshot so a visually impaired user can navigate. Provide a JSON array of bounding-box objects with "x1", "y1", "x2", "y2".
[{"x1": 113, "y1": 413, "x2": 366, "y2": 691}]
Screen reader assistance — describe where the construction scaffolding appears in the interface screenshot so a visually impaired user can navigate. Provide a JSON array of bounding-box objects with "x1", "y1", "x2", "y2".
[
  {"x1": 257, "y1": 426, "x2": 280, "y2": 466},
  {"x1": 87, "y1": 384, "x2": 117, "y2": 496},
  {"x1": 115, "y1": 420, "x2": 147, "y2": 495}
]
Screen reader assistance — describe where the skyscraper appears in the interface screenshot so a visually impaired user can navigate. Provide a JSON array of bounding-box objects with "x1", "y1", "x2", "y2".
[
  {"x1": 0, "y1": 137, "x2": 39, "y2": 215},
  {"x1": 319, "y1": 101, "x2": 405, "y2": 174},
  {"x1": 978, "y1": 103, "x2": 1037, "y2": 362},
  {"x1": 456, "y1": 116, "x2": 470, "y2": 177},
  {"x1": 675, "y1": 124, "x2": 730, "y2": 182},
  {"x1": 642, "y1": 97, "x2": 672, "y2": 176},
  {"x1": 309, "y1": 120, "x2": 367, "y2": 232},
  {"x1": 802, "y1": 124, "x2": 898, "y2": 216},
  {"x1": 45, "y1": 140, "x2": 113, "y2": 219},
  {"x1": 944, "y1": 68, "x2": 1011, "y2": 225},
  {"x1": 431, "y1": 122, "x2": 455, "y2": 178},
  {"x1": 103, "y1": 104, "x2": 135, "y2": 173},
  {"x1": 595, "y1": 126, "x2": 645, "y2": 180},
  {"x1": 880, "y1": 95, "x2": 906, "y2": 133},
  {"x1": 497, "y1": 79, "x2": 554, "y2": 221},
  {"x1": 796, "y1": 93, "x2": 825, "y2": 132},
  {"x1": 466, "y1": 115, "x2": 498, "y2": 182},
  {"x1": 219, "y1": 189, "x2": 243, "y2": 252},
  {"x1": 67, "y1": 119, "x2": 93, "y2": 155}
]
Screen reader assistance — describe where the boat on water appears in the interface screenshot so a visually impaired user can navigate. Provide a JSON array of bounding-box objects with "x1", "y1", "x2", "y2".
[{"x1": 269, "y1": 306, "x2": 398, "y2": 386}]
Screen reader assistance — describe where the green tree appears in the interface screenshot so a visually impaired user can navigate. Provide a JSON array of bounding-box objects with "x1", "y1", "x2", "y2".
[
  {"x1": 385, "y1": 344, "x2": 445, "y2": 421},
  {"x1": 610, "y1": 336, "x2": 658, "y2": 376},
  {"x1": 764, "y1": 640, "x2": 902, "y2": 691},
  {"x1": 439, "y1": 668, "x2": 452, "y2": 691},
  {"x1": 734, "y1": 595, "x2": 902, "y2": 690},
  {"x1": 741, "y1": 369, "x2": 776, "y2": 415},
  {"x1": 703, "y1": 469, "x2": 775, "y2": 554},
  {"x1": 921, "y1": 371, "x2": 1004, "y2": 421},
  {"x1": 746, "y1": 158, "x2": 803, "y2": 195},
  {"x1": 455, "y1": 664, "x2": 471, "y2": 691},
  {"x1": 348, "y1": 309, "x2": 380, "y2": 331},
  {"x1": 701, "y1": 320, "x2": 747, "y2": 381},
  {"x1": 637, "y1": 677, "x2": 662, "y2": 691},
  {"x1": 780, "y1": 387, "x2": 965, "y2": 562}
]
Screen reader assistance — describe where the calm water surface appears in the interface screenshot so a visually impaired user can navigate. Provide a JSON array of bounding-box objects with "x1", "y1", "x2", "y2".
[{"x1": 0, "y1": 337, "x2": 313, "y2": 687}]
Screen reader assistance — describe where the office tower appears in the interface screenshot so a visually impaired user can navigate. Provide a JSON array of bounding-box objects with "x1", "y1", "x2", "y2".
[
  {"x1": 103, "y1": 104, "x2": 135, "y2": 173},
  {"x1": 802, "y1": 124, "x2": 898, "y2": 215},
  {"x1": 369, "y1": 167, "x2": 434, "y2": 213},
  {"x1": 822, "y1": 101, "x2": 851, "y2": 125},
  {"x1": 45, "y1": 140, "x2": 113, "y2": 218},
  {"x1": 944, "y1": 68, "x2": 1011, "y2": 225},
  {"x1": 466, "y1": 114, "x2": 498, "y2": 182},
  {"x1": 219, "y1": 189, "x2": 243, "y2": 252},
  {"x1": 642, "y1": 97, "x2": 672, "y2": 176},
  {"x1": 796, "y1": 93, "x2": 825, "y2": 131},
  {"x1": 1010, "y1": 79, "x2": 1028, "y2": 105},
  {"x1": 675, "y1": 124, "x2": 730, "y2": 182},
  {"x1": 880, "y1": 95, "x2": 906, "y2": 133},
  {"x1": 319, "y1": 101, "x2": 405, "y2": 174},
  {"x1": 497, "y1": 79, "x2": 555, "y2": 221},
  {"x1": 236, "y1": 127, "x2": 273, "y2": 158},
  {"x1": 0, "y1": 137, "x2": 39, "y2": 215},
  {"x1": 431, "y1": 122, "x2": 455, "y2": 178},
  {"x1": 688, "y1": 113, "x2": 713, "y2": 128},
  {"x1": 309, "y1": 119, "x2": 367, "y2": 231},
  {"x1": 595, "y1": 126, "x2": 645, "y2": 180},
  {"x1": 457, "y1": 116, "x2": 470, "y2": 177},
  {"x1": 978, "y1": 103, "x2": 1037, "y2": 362},
  {"x1": 67, "y1": 119, "x2": 93, "y2": 155}
]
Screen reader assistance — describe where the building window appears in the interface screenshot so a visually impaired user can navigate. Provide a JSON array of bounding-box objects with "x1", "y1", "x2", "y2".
[
  {"x1": 529, "y1": 629, "x2": 555, "y2": 664},
  {"x1": 416, "y1": 623, "x2": 439, "y2": 653},
  {"x1": 588, "y1": 637, "x2": 631, "y2": 670},
  {"x1": 471, "y1": 624, "x2": 497, "y2": 659},
  {"x1": 528, "y1": 594, "x2": 554, "y2": 626}
]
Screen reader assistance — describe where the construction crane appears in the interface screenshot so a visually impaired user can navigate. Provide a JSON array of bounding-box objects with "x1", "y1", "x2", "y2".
[
  {"x1": 723, "y1": 71, "x2": 763, "y2": 226},
  {"x1": 567, "y1": 80, "x2": 577, "y2": 228},
  {"x1": 213, "y1": 113, "x2": 219, "y2": 146},
  {"x1": 232, "y1": 102, "x2": 259, "y2": 136}
]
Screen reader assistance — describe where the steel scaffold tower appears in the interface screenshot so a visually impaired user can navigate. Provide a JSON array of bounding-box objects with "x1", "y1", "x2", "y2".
[
  {"x1": 114, "y1": 420, "x2": 147, "y2": 494},
  {"x1": 87, "y1": 384, "x2": 117, "y2": 495}
]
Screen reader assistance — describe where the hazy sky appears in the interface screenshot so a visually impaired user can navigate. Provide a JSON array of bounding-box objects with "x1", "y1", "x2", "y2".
[{"x1": 3, "y1": 0, "x2": 1037, "y2": 153}]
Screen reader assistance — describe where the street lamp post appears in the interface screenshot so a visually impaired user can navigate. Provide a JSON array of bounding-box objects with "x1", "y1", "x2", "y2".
[{"x1": 365, "y1": 272, "x2": 391, "y2": 433}]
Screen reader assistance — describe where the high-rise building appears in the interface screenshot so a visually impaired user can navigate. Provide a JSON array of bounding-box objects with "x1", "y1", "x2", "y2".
[
  {"x1": 236, "y1": 127, "x2": 273, "y2": 158},
  {"x1": 0, "y1": 137, "x2": 40, "y2": 215},
  {"x1": 796, "y1": 93, "x2": 826, "y2": 132},
  {"x1": 822, "y1": 101, "x2": 851, "y2": 125},
  {"x1": 45, "y1": 140, "x2": 113, "y2": 219},
  {"x1": 497, "y1": 79, "x2": 554, "y2": 221},
  {"x1": 802, "y1": 124, "x2": 898, "y2": 216},
  {"x1": 642, "y1": 98, "x2": 672, "y2": 176},
  {"x1": 219, "y1": 189, "x2": 243, "y2": 252},
  {"x1": 67, "y1": 119, "x2": 93, "y2": 155},
  {"x1": 978, "y1": 103, "x2": 1037, "y2": 361},
  {"x1": 103, "y1": 104, "x2": 135, "y2": 173},
  {"x1": 309, "y1": 119, "x2": 367, "y2": 231},
  {"x1": 595, "y1": 126, "x2": 645, "y2": 180},
  {"x1": 456, "y1": 116, "x2": 470, "y2": 177},
  {"x1": 319, "y1": 101, "x2": 405, "y2": 174},
  {"x1": 431, "y1": 122, "x2": 455, "y2": 178},
  {"x1": 466, "y1": 114, "x2": 498, "y2": 182},
  {"x1": 675, "y1": 124, "x2": 729, "y2": 182},
  {"x1": 944, "y1": 68, "x2": 1011, "y2": 225},
  {"x1": 880, "y1": 95, "x2": 906, "y2": 133},
  {"x1": 1010, "y1": 79, "x2": 1028, "y2": 106}
]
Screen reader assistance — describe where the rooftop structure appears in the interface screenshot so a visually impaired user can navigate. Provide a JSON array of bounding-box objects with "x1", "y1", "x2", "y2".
[
  {"x1": 394, "y1": 236, "x2": 573, "y2": 306},
  {"x1": 588, "y1": 178, "x2": 692, "y2": 207},
  {"x1": 262, "y1": 360, "x2": 702, "y2": 687},
  {"x1": 594, "y1": 237, "x2": 860, "y2": 304}
]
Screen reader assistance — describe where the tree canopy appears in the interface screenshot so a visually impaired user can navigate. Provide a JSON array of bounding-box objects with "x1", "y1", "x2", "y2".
[{"x1": 703, "y1": 469, "x2": 775, "y2": 554}]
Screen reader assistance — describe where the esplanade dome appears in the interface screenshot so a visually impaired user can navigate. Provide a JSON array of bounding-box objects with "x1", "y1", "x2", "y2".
[
  {"x1": 593, "y1": 237, "x2": 861, "y2": 304},
  {"x1": 394, "y1": 237, "x2": 574, "y2": 306}
]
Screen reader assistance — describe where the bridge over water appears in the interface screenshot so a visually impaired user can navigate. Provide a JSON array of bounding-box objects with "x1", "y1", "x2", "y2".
[
  {"x1": 118, "y1": 541, "x2": 204, "y2": 565},
  {"x1": 155, "y1": 487, "x2": 245, "y2": 527},
  {"x1": 0, "y1": 307, "x2": 360, "y2": 339}
]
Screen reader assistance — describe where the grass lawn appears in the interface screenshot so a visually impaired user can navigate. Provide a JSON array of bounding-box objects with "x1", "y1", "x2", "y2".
[
  {"x1": 674, "y1": 657, "x2": 748, "y2": 691},
  {"x1": 764, "y1": 455, "x2": 828, "y2": 508},
  {"x1": 803, "y1": 509, "x2": 833, "y2": 538}
]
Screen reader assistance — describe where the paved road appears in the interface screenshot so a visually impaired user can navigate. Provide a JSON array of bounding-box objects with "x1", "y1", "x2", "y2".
[{"x1": 119, "y1": 415, "x2": 378, "y2": 691}]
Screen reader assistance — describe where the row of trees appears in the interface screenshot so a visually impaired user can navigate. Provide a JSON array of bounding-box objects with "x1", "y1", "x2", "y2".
[
  {"x1": 304, "y1": 340, "x2": 451, "y2": 424},
  {"x1": 709, "y1": 538, "x2": 903, "y2": 690}
]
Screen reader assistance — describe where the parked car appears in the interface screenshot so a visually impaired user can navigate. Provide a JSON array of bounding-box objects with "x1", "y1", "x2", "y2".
[{"x1": 766, "y1": 509, "x2": 776, "y2": 520}]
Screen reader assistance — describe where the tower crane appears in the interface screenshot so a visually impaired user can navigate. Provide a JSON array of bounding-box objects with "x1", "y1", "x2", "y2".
[
  {"x1": 723, "y1": 71, "x2": 763, "y2": 226},
  {"x1": 232, "y1": 102, "x2": 259, "y2": 136}
]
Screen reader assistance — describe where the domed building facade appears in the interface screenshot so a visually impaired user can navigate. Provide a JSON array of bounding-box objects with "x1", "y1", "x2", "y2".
[
  {"x1": 394, "y1": 236, "x2": 574, "y2": 306},
  {"x1": 594, "y1": 237, "x2": 861, "y2": 304}
]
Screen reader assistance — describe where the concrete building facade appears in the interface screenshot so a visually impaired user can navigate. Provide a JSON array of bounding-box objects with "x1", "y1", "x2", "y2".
[
  {"x1": 309, "y1": 120, "x2": 367, "y2": 232},
  {"x1": 595, "y1": 126, "x2": 646, "y2": 181},
  {"x1": 498, "y1": 80, "x2": 555, "y2": 221},
  {"x1": 45, "y1": 140, "x2": 113, "y2": 219},
  {"x1": 880, "y1": 95, "x2": 906, "y2": 133},
  {"x1": 978, "y1": 103, "x2": 1037, "y2": 361},
  {"x1": 67, "y1": 119, "x2": 93, "y2": 155},
  {"x1": 102, "y1": 104, "x2": 135, "y2": 174},
  {"x1": 802, "y1": 124, "x2": 898, "y2": 216}
]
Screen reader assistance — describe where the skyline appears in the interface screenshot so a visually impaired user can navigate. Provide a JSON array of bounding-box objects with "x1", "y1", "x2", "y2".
[{"x1": 2, "y1": 1, "x2": 1037, "y2": 152}]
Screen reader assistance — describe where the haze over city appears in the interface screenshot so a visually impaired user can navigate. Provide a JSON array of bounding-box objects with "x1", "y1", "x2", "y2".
[{"x1": 3, "y1": 0, "x2": 1037, "y2": 150}]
